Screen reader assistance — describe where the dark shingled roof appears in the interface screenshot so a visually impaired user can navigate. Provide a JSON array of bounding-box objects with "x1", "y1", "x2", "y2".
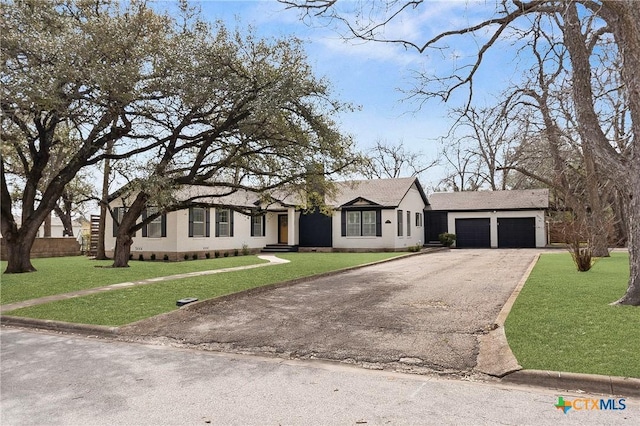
[{"x1": 427, "y1": 189, "x2": 549, "y2": 211}]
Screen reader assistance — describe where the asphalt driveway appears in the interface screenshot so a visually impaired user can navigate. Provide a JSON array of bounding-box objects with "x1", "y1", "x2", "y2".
[{"x1": 120, "y1": 249, "x2": 539, "y2": 375}]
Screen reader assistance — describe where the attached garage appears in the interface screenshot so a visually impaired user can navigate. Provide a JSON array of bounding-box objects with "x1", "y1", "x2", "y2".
[
  {"x1": 498, "y1": 217, "x2": 536, "y2": 248},
  {"x1": 426, "y1": 189, "x2": 549, "y2": 248},
  {"x1": 455, "y1": 218, "x2": 491, "y2": 248}
]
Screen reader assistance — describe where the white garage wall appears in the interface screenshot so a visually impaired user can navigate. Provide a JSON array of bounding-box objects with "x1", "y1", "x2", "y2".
[{"x1": 447, "y1": 210, "x2": 546, "y2": 248}]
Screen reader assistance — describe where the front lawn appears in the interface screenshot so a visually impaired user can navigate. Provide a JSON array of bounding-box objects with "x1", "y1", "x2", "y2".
[
  {"x1": 505, "y1": 252, "x2": 639, "y2": 378},
  {"x1": 2, "y1": 252, "x2": 405, "y2": 326},
  {"x1": 0, "y1": 256, "x2": 266, "y2": 305}
]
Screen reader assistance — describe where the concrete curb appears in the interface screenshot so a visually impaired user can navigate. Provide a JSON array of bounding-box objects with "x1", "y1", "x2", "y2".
[
  {"x1": 502, "y1": 370, "x2": 640, "y2": 398},
  {"x1": 1, "y1": 315, "x2": 118, "y2": 337}
]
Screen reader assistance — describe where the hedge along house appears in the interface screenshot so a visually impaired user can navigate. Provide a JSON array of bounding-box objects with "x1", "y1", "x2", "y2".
[
  {"x1": 424, "y1": 189, "x2": 549, "y2": 248},
  {"x1": 104, "y1": 177, "x2": 429, "y2": 259}
]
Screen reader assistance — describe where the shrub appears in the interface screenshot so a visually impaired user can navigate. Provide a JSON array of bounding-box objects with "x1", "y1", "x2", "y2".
[
  {"x1": 192, "y1": 253, "x2": 198, "y2": 260},
  {"x1": 150, "y1": 253, "x2": 156, "y2": 261},
  {"x1": 570, "y1": 246, "x2": 594, "y2": 272},
  {"x1": 138, "y1": 254, "x2": 144, "y2": 261},
  {"x1": 163, "y1": 254, "x2": 169, "y2": 261},
  {"x1": 408, "y1": 243, "x2": 422, "y2": 252},
  {"x1": 214, "y1": 251, "x2": 220, "y2": 258},
  {"x1": 129, "y1": 254, "x2": 133, "y2": 260},
  {"x1": 233, "y1": 249, "x2": 239, "y2": 257},
  {"x1": 241, "y1": 244, "x2": 250, "y2": 256},
  {"x1": 205, "y1": 252, "x2": 211, "y2": 259},
  {"x1": 183, "y1": 253, "x2": 189, "y2": 261},
  {"x1": 439, "y1": 233, "x2": 456, "y2": 247},
  {"x1": 223, "y1": 251, "x2": 229, "y2": 257}
]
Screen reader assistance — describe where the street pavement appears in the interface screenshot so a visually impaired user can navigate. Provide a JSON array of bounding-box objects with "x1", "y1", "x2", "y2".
[{"x1": 1, "y1": 327, "x2": 637, "y2": 425}]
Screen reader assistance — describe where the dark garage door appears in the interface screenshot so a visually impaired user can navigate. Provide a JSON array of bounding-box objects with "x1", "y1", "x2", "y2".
[
  {"x1": 498, "y1": 217, "x2": 536, "y2": 248},
  {"x1": 455, "y1": 218, "x2": 491, "y2": 248}
]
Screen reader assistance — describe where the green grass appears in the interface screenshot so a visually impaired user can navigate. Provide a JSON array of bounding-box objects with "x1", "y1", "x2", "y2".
[
  {"x1": 0, "y1": 256, "x2": 266, "y2": 305},
  {"x1": 505, "y1": 252, "x2": 640, "y2": 378},
  {"x1": 2, "y1": 252, "x2": 405, "y2": 326}
]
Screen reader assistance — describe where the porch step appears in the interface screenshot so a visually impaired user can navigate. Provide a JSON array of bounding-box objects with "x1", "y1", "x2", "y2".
[
  {"x1": 423, "y1": 242, "x2": 444, "y2": 248},
  {"x1": 261, "y1": 244, "x2": 299, "y2": 253}
]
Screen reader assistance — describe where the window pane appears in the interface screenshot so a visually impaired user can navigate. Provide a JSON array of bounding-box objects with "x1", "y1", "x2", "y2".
[
  {"x1": 252, "y1": 216, "x2": 263, "y2": 237},
  {"x1": 347, "y1": 211, "x2": 360, "y2": 236},
  {"x1": 146, "y1": 207, "x2": 162, "y2": 238},
  {"x1": 193, "y1": 222, "x2": 205, "y2": 237},
  {"x1": 397, "y1": 210, "x2": 403, "y2": 236},
  {"x1": 193, "y1": 208, "x2": 204, "y2": 223},
  {"x1": 407, "y1": 211, "x2": 411, "y2": 236},
  {"x1": 362, "y1": 211, "x2": 376, "y2": 236},
  {"x1": 192, "y1": 208, "x2": 205, "y2": 237},
  {"x1": 148, "y1": 221, "x2": 162, "y2": 238},
  {"x1": 217, "y1": 209, "x2": 229, "y2": 237}
]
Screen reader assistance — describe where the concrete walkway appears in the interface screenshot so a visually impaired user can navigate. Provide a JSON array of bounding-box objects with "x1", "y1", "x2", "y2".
[{"x1": 0, "y1": 255, "x2": 290, "y2": 313}]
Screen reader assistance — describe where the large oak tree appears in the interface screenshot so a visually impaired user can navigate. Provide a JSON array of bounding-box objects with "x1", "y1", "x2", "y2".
[
  {"x1": 1, "y1": 0, "x2": 169, "y2": 272},
  {"x1": 1, "y1": 0, "x2": 359, "y2": 271},
  {"x1": 109, "y1": 19, "x2": 358, "y2": 267}
]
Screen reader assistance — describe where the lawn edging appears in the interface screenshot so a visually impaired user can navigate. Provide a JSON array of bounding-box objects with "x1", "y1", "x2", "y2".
[{"x1": 0, "y1": 315, "x2": 118, "y2": 337}]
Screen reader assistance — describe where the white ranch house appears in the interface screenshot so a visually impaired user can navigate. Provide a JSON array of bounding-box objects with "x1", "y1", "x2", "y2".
[{"x1": 105, "y1": 177, "x2": 428, "y2": 260}]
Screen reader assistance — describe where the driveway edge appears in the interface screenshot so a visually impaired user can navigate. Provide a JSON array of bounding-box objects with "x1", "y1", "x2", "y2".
[
  {"x1": 1, "y1": 315, "x2": 118, "y2": 337},
  {"x1": 475, "y1": 253, "x2": 539, "y2": 377}
]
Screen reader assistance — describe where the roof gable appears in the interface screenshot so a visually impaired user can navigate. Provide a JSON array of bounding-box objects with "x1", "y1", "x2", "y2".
[{"x1": 330, "y1": 177, "x2": 428, "y2": 208}]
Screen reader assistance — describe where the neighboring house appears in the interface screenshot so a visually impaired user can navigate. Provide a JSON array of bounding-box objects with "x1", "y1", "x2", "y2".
[
  {"x1": 425, "y1": 189, "x2": 549, "y2": 248},
  {"x1": 104, "y1": 177, "x2": 428, "y2": 259}
]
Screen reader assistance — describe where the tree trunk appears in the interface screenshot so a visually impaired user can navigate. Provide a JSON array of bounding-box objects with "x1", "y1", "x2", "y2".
[
  {"x1": 613, "y1": 176, "x2": 640, "y2": 305},
  {"x1": 2, "y1": 226, "x2": 39, "y2": 273},
  {"x1": 111, "y1": 232, "x2": 133, "y2": 268},
  {"x1": 564, "y1": 2, "x2": 638, "y2": 304},
  {"x1": 43, "y1": 213, "x2": 51, "y2": 237},
  {"x1": 95, "y1": 202, "x2": 109, "y2": 260},
  {"x1": 95, "y1": 142, "x2": 114, "y2": 260},
  {"x1": 111, "y1": 192, "x2": 148, "y2": 268},
  {"x1": 54, "y1": 205, "x2": 74, "y2": 237}
]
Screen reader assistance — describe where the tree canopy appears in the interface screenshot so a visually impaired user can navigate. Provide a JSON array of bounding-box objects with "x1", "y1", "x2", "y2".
[{"x1": 1, "y1": 0, "x2": 359, "y2": 272}]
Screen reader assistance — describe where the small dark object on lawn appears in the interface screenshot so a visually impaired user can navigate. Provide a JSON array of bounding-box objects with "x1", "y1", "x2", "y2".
[{"x1": 176, "y1": 297, "x2": 198, "y2": 307}]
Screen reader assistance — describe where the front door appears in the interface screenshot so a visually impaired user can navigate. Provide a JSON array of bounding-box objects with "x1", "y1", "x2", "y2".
[{"x1": 278, "y1": 215, "x2": 288, "y2": 244}]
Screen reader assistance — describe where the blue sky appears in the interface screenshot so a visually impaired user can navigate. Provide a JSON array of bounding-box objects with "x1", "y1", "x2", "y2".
[{"x1": 152, "y1": 1, "x2": 522, "y2": 189}]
